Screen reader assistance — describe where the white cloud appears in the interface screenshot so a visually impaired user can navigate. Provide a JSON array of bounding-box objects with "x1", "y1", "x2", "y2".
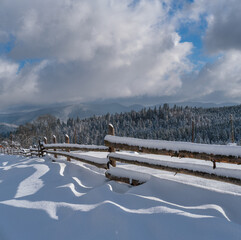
[
  {"x1": 178, "y1": 50, "x2": 241, "y2": 103},
  {"x1": 167, "y1": 0, "x2": 241, "y2": 103},
  {"x1": 6, "y1": 0, "x2": 241, "y2": 106},
  {"x1": 184, "y1": 0, "x2": 241, "y2": 54},
  {"x1": 0, "y1": 58, "x2": 48, "y2": 108},
  {"x1": 0, "y1": 0, "x2": 194, "y2": 107},
  {"x1": 201, "y1": 51, "x2": 241, "y2": 99}
]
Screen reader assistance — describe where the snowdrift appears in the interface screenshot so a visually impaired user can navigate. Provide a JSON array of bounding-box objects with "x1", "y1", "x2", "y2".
[{"x1": 0, "y1": 153, "x2": 241, "y2": 240}]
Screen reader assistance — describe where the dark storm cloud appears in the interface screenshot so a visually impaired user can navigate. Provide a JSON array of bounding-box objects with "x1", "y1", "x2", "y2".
[{"x1": 203, "y1": 1, "x2": 241, "y2": 54}]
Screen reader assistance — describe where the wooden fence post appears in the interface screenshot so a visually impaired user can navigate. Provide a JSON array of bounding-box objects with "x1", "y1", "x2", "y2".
[
  {"x1": 108, "y1": 124, "x2": 116, "y2": 167},
  {"x1": 10, "y1": 134, "x2": 13, "y2": 148},
  {"x1": 41, "y1": 137, "x2": 47, "y2": 157},
  {"x1": 65, "y1": 134, "x2": 70, "y2": 161},
  {"x1": 53, "y1": 135, "x2": 57, "y2": 158}
]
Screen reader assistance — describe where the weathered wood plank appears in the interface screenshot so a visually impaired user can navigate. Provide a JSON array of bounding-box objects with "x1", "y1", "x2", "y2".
[
  {"x1": 105, "y1": 140, "x2": 241, "y2": 165},
  {"x1": 45, "y1": 150, "x2": 108, "y2": 169},
  {"x1": 105, "y1": 171, "x2": 146, "y2": 186},
  {"x1": 109, "y1": 155, "x2": 241, "y2": 186},
  {"x1": 108, "y1": 123, "x2": 116, "y2": 167},
  {"x1": 44, "y1": 144, "x2": 108, "y2": 152}
]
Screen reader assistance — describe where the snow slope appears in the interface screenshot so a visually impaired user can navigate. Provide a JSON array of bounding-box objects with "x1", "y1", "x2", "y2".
[{"x1": 0, "y1": 153, "x2": 241, "y2": 240}]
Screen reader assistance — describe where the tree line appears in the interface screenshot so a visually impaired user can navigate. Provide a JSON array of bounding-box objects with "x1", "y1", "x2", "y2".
[{"x1": 4, "y1": 104, "x2": 241, "y2": 148}]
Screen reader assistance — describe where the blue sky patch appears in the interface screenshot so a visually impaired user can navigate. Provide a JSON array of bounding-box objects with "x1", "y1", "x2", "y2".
[
  {"x1": 177, "y1": 13, "x2": 218, "y2": 70},
  {"x1": 0, "y1": 35, "x2": 15, "y2": 55},
  {"x1": 17, "y1": 59, "x2": 43, "y2": 73}
]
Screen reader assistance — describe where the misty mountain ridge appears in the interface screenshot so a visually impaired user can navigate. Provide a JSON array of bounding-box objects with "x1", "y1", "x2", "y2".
[
  {"x1": 0, "y1": 102, "x2": 144, "y2": 126},
  {"x1": 0, "y1": 123, "x2": 18, "y2": 134},
  {"x1": 0, "y1": 97, "x2": 239, "y2": 133}
]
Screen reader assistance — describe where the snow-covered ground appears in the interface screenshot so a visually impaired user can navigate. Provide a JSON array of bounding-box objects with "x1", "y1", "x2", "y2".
[{"x1": 1, "y1": 152, "x2": 241, "y2": 240}]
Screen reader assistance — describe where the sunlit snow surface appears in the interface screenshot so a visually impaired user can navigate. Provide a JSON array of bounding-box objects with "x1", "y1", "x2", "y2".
[{"x1": 0, "y1": 153, "x2": 241, "y2": 240}]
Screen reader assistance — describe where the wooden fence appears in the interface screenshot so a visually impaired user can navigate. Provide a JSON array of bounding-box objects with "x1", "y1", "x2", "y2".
[
  {"x1": 40, "y1": 135, "x2": 109, "y2": 169},
  {"x1": 0, "y1": 147, "x2": 23, "y2": 155},
  {"x1": 2, "y1": 124, "x2": 241, "y2": 186},
  {"x1": 104, "y1": 124, "x2": 241, "y2": 186}
]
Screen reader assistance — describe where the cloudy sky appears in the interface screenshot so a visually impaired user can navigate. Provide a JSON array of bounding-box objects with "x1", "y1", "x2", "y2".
[{"x1": 0, "y1": 0, "x2": 241, "y2": 109}]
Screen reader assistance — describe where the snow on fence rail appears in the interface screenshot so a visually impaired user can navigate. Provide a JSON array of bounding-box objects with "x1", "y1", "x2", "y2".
[
  {"x1": 108, "y1": 152, "x2": 241, "y2": 186},
  {"x1": 104, "y1": 124, "x2": 241, "y2": 186},
  {"x1": 42, "y1": 140, "x2": 109, "y2": 168},
  {"x1": 0, "y1": 147, "x2": 22, "y2": 155},
  {"x1": 26, "y1": 135, "x2": 109, "y2": 168},
  {"x1": 39, "y1": 136, "x2": 108, "y2": 168},
  {"x1": 46, "y1": 150, "x2": 108, "y2": 169},
  {"x1": 105, "y1": 167, "x2": 151, "y2": 186},
  {"x1": 104, "y1": 135, "x2": 241, "y2": 164},
  {"x1": 43, "y1": 143, "x2": 108, "y2": 152}
]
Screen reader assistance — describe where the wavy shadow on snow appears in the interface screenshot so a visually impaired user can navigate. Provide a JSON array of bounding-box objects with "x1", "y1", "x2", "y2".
[{"x1": 1, "y1": 155, "x2": 241, "y2": 240}]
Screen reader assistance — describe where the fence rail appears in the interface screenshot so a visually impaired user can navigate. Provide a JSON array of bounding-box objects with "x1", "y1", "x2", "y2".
[
  {"x1": 45, "y1": 150, "x2": 108, "y2": 169},
  {"x1": 0, "y1": 147, "x2": 22, "y2": 155},
  {"x1": 107, "y1": 152, "x2": 241, "y2": 186},
  {"x1": 43, "y1": 143, "x2": 108, "y2": 152},
  {"x1": 104, "y1": 135, "x2": 241, "y2": 165},
  {"x1": 2, "y1": 123, "x2": 241, "y2": 186},
  {"x1": 104, "y1": 124, "x2": 241, "y2": 186}
]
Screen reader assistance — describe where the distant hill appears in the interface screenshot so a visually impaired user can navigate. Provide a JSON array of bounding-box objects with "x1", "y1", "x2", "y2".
[
  {"x1": 98, "y1": 96, "x2": 239, "y2": 108},
  {"x1": 0, "y1": 102, "x2": 144, "y2": 130},
  {"x1": 0, "y1": 123, "x2": 18, "y2": 135},
  {"x1": 12, "y1": 103, "x2": 241, "y2": 147},
  {"x1": 0, "y1": 98, "x2": 239, "y2": 135}
]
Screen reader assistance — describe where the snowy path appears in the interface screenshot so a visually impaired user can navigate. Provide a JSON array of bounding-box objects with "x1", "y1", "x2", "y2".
[{"x1": 0, "y1": 153, "x2": 241, "y2": 240}]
